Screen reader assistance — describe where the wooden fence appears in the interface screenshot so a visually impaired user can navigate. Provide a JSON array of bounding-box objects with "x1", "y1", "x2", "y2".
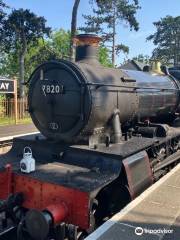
[{"x1": 0, "y1": 98, "x2": 31, "y2": 125}]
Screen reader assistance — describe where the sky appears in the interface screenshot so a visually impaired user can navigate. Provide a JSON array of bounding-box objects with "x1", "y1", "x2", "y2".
[{"x1": 4, "y1": 0, "x2": 180, "y2": 65}]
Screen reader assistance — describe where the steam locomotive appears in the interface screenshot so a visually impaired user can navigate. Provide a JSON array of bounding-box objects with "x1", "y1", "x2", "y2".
[{"x1": 0, "y1": 34, "x2": 180, "y2": 240}]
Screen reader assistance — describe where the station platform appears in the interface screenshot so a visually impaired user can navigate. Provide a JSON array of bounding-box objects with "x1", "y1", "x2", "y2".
[
  {"x1": 0, "y1": 123, "x2": 38, "y2": 142},
  {"x1": 86, "y1": 164, "x2": 180, "y2": 240}
]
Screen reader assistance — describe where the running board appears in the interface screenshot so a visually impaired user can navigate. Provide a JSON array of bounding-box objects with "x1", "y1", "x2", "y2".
[
  {"x1": 0, "y1": 226, "x2": 17, "y2": 239},
  {"x1": 154, "y1": 150, "x2": 180, "y2": 173}
]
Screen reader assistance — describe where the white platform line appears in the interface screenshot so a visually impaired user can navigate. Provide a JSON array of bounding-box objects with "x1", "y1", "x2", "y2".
[
  {"x1": 0, "y1": 132, "x2": 39, "y2": 142},
  {"x1": 85, "y1": 163, "x2": 180, "y2": 240}
]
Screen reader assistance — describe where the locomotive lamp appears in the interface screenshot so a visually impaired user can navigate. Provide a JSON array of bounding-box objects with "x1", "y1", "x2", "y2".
[{"x1": 20, "y1": 146, "x2": 35, "y2": 173}]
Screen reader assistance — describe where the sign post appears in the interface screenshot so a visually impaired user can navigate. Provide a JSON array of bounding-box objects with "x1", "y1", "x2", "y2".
[
  {"x1": 14, "y1": 79, "x2": 18, "y2": 124},
  {"x1": 0, "y1": 77, "x2": 18, "y2": 124}
]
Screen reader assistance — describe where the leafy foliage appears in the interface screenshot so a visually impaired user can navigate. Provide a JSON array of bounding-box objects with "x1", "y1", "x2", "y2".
[
  {"x1": 51, "y1": 29, "x2": 71, "y2": 59},
  {"x1": 0, "y1": 28, "x2": 113, "y2": 82},
  {"x1": 99, "y1": 45, "x2": 113, "y2": 67},
  {"x1": 0, "y1": 8, "x2": 51, "y2": 52},
  {"x1": 0, "y1": 3, "x2": 114, "y2": 98},
  {"x1": 25, "y1": 29, "x2": 71, "y2": 80},
  {"x1": 0, "y1": 0, "x2": 7, "y2": 45},
  {"x1": 0, "y1": 0, "x2": 7, "y2": 18},
  {"x1": 0, "y1": 8, "x2": 51, "y2": 97},
  {"x1": 0, "y1": 51, "x2": 18, "y2": 77},
  {"x1": 147, "y1": 16, "x2": 180, "y2": 65},
  {"x1": 80, "y1": 0, "x2": 140, "y2": 65},
  {"x1": 0, "y1": 29, "x2": 69, "y2": 80}
]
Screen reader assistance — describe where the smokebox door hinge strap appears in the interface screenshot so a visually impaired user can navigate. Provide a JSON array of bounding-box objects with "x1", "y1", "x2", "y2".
[{"x1": 80, "y1": 85, "x2": 85, "y2": 121}]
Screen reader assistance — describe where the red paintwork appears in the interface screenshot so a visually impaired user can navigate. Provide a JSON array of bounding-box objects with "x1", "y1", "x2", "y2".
[
  {"x1": 0, "y1": 164, "x2": 12, "y2": 199},
  {"x1": 46, "y1": 203, "x2": 68, "y2": 224},
  {"x1": 0, "y1": 169, "x2": 90, "y2": 230}
]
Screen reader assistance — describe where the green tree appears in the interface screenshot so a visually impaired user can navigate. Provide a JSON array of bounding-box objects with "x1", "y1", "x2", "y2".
[
  {"x1": 51, "y1": 29, "x2": 71, "y2": 59},
  {"x1": 99, "y1": 45, "x2": 113, "y2": 67},
  {"x1": 0, "y1": 51, "x2": 18, "y2": 77},
  {"x1": 27, "y1": 29, "x2": 112, "y2": 69},
  {"x1": 0, "y1": 8, "x2": 51, "y2": 97},
  {"x1": 24, "y1": 29, "x2": 71, "y2": 80},
  {"x1": 80, "y1": 0, "x2": 140, "y2": 66},
  {"x1": 0, "y1": 28, "x2": 113, "y2": 80},
  {"x1": 147, "y1": 16, "x2": 180, "y2": 65},
  {"x1": 0, "y1": 0, "x2": 7, "y2": 49},
  {"x1": 0, "y1": 0, "x2": 7, "y2": 19},
  {"x1": 0, "y1": 29, "x2": 71, "y2": 82},
  {"x1": 0, "y1": 0, "x2": 6, "y2": 8}
]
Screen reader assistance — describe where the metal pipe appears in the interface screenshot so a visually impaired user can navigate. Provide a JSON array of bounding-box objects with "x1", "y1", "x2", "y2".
[
  {"x1": 86, "y1": 82, "x2": 180, "y2": 92},
  {"x1": 112, "y1": 110, "x2": 122, "y2": 143}
]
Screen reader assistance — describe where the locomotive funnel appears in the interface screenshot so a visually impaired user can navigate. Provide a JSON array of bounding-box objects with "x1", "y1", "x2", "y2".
[{"x1": 75, "y1": 34, "x2": 102, "y2": 63}]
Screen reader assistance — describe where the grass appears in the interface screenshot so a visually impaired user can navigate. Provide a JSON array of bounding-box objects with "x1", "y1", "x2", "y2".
[{"x1": 0, "y1": 117, "x2": 32, "y2": 126}]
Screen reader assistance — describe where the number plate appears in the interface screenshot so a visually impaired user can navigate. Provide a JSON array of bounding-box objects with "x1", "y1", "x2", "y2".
[{"x1": 41, "y1": 83, "x2": 64, "y2": 96}]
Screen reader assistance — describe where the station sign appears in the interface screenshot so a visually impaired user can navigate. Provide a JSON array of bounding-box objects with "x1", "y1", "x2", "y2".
[
  {"x1": 0, "y1": 78, "x2": 15, "y2": 94},
  {"x1": 0, "y1": 77, "x2": 17, "y2": 123}
]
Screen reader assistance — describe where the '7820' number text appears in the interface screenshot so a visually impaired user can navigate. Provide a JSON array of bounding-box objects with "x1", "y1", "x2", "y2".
[{"x1": 42, "y1": 84, "x2": 64, "y2": 96}]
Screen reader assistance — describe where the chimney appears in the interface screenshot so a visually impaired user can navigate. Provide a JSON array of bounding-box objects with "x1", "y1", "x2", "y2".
[{"x1": 74, "y1": 34, "x2": 101, "y2": 64}]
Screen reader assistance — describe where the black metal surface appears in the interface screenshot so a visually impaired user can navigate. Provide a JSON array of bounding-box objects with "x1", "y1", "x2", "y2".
[
  {"x1": 0, "y1": 193, "x2": 23, "y2": 213},
  {"x1": 3, "y1": 127, "x2": 177, "y2": 198},
  {"x1": 0, "y1": 126, "x2": 180, "y2": 195},
  {"x1": 28, "y1": 40, "x2": 138, "y2": 142},
  {"x1": 169, "y1": 67, "x2": 180, "y2": 80},
  {"x1": 28, "y1": 60, "x2": 92, "y2": 141},
  {"x1": 122, "y1": 69, "x2": 179, "y2": 119},
  {"x1": 0, "y1": 137, "x2": 122, "y2": 194},
  {"x1": 25, "y1": 210, "x2": 51, "y2": 240},
  {"x1": 28, "y1": 57, "x2": 180, "y2": 143},
  {"x1": 1, "y1": 128, "x2": 172, "y2": 195},
  {"x1": 0, "y1": 226, "x2": 17, "y2": 240},
  {"x1": 1, "y1": 131, "x2": 180, "y2": 238},
  {"x1": 76, "y1": 45, "x2": 99, "y2": 63},
  {"x1": 26, "y1": 33, "x2": 180, "y2": 145}
]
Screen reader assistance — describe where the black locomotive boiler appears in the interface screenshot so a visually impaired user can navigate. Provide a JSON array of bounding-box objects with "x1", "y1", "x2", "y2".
[{"x1": 0, "y1": 34, "x2": 180, "y2": 240}]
